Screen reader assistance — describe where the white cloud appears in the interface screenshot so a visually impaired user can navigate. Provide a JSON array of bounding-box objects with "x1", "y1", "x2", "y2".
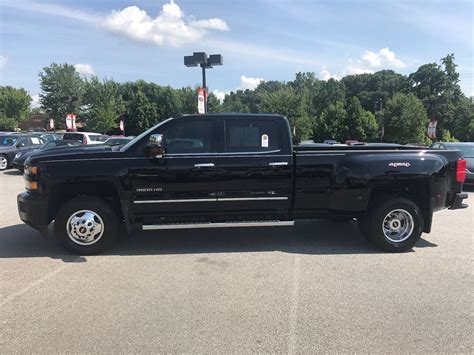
[
  {"x1": 0, "y1": 55, "x2": 7, "y2": 70},
  {"x1": 362, "y1": 48, "x2": 407, "y2": 69},
  {"x1": 240, "y1": 75, "x2": 264, "y2": 90},
  {"x1": 319, "y1": 68, "x2": 339, "y2": 81},
  {"x1": 102, "y1": 1, "x2": 229, "y2": 47},
  {"x1": 212, "y1": 90, "x2": 227, "y2": 102},
  {"x1": 191, "y1": 18, "x2": 229, "y2": 32},
  {"x1": 4, "y1": 1, "x2": 228, "y2": 49},
  {"x1": 74, "y1": 63, "x2": 94, "y2": 76},
  {"x1": 343, "y1": 48, "x2": 407, "y2": 75},
  {"x1": 31, "y1": 94, "x2": 41, "y2": 108}
]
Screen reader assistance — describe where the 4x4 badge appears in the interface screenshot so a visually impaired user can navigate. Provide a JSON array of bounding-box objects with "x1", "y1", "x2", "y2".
[{"x1": 389, "y1": 162, "x2": 411, "y2": 168}]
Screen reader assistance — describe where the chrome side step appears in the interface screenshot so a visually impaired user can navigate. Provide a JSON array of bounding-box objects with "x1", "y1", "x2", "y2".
[{"x1": 142, "y1": 220, "x2": 294, "y2": 231}]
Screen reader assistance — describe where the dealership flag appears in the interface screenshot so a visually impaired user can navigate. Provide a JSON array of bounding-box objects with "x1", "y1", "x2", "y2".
[
  {"x1": 198, "y1": 88, "x2": 206, "y2": 114},
  {"x1": 427, "y1": 120, "x2": 438, "y2": 139}
]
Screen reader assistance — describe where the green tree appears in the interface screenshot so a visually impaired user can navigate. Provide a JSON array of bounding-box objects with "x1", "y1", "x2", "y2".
[
  {"x1": 440, "y1": 129, "x2": 458, "y2": 142},
  {"x1": 83, "y1": 77, "x2": 124, "y2": 133},
  {"x1": 127, "y1": 91, "x2": 156, "y2": 135},
  {"x1": 258, "y1": 86, "x2": 312, "y2": 142},
  {"x1": 384, "y1": 93, "x2": 429, "y2": 144},
  {"x1": 342, "y1": 70, "x2": 409, "y2": 112},
  {"x1": 346, "y1": 97, "x2": 378, "y2": 141},
  {"x1": 177, "y1": 87, "x2": 198, "y2": 114},
  {"x1": 207, "y1": 92, "x2": 222, "y2": 113},
  {"x1": 0, "y1": 86, "x2": 32, "y2": 130},
  {"x1": 39, "y1": 63, "x2": 84, "y2": 127},
  {"x1": 314, "y1": 101, "x2": 348, "y2": 142}
]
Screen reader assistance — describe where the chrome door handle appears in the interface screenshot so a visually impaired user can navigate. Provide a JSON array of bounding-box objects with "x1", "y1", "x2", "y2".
[
  {"x1": 269, "y1": 162, "x2": 288, "y2": 167},
  {"x1": 194, "y1": 163, "x2": 215, "y2": 168}
]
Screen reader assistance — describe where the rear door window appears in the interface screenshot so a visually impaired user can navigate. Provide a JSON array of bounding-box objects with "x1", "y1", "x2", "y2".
[{"x1": 224, "y1": 119, "x2": 281, "y2": 153}]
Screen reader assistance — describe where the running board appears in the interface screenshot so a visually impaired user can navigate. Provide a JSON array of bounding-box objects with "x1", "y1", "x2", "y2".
[{"x1": 142, "y1": 221, "x2": 294, "y2": 231}]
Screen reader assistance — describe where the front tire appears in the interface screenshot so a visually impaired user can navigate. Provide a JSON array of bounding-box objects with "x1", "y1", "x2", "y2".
[
  {"x1": 54, "y1": 196, "x2": 119, "y2": 255},
  {"x1": 358, "y1": 197, "x2": 424, "y2": 252}
]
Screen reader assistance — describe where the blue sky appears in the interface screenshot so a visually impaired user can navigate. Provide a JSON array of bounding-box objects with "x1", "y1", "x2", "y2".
[{"x1": 0, "y1": 0, "x2": 472, "y2": 104}]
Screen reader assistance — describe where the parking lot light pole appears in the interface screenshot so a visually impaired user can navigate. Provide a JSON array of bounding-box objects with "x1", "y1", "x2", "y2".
[
  {"x1": 184, "y1": 52, "x2": 223, "y2": 113},
  {"x1": 374, "y1": 98, "x2": 384, "y2": 142}
]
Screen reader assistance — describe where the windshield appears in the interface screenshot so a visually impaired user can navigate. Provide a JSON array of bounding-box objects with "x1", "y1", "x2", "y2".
[
  {"x1": 449, "y1": 144, "x2": 474, "y2": 157},
  {"x1": 0, "y1": 136, "x2": 18, "y2": 146}
]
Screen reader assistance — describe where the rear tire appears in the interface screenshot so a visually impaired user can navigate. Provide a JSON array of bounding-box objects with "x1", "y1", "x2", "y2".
[
  {"x1": 54, "y1": 196, "x2": 119, "y2": 255},
  {"x1": 358, "y1": 197, "x2": 423, "y2": 252}
]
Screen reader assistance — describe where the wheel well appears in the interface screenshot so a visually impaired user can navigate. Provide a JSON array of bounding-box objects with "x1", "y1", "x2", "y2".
[
  {"x1": 369, "y1": 179, "x2": 432, "y2": 233},
  {"x1": 47, "y1": 181, "x2": 123, "y2": 223}
]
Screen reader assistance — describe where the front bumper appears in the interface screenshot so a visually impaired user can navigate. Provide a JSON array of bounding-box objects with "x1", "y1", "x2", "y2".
[
  {"x1": 449, "y1": 192, "x2": 468, "y2": 210},
  {"x1": 17, "y1": 192, "x2": 49, "y2": 237}
]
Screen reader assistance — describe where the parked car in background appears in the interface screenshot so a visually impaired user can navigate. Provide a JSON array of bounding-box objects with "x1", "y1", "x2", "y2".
[
  {"x1": 323, "y1": 139, "x2": 340, "y2": 145},
  {"x1": 103, "y1": 136, "x2": 134, "y2": 147},
  {"x1": 345, "y1": 140, "x2": 362, "y2": 145},
  {"x1": 0, "y1": 134, "x2": 44, "y2": 170},
  {"x1": 63, "y1": 132, "x2": 106, "y2": 145},
  {"x1": 431, "y1": 142, "x2": 474, "y2": 184},
  {"x1": 31, "y1": 132, "x2": 62, "y2": 142},
  {"x1": 12, "y1": 140, "x2": 82, "y2": 172}
]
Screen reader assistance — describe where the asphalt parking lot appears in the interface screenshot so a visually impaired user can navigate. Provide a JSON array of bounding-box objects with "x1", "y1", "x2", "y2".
[{"x1": 0, "y1": 169, "x2": 472, "y2": 353}]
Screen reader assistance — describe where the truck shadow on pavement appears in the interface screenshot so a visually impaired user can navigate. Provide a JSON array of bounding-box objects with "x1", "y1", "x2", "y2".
[
  {"x1": 0, "y1": 219, "x2": 437, "y2": 261},
  {"x1": 3, "y1": 169, "x2": 22, "y2": 176}
]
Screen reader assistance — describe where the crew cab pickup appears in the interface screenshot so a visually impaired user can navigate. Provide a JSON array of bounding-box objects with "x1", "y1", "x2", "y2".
[{"x1": 18, "y1": 114, "x2": 468, "y2": 254}]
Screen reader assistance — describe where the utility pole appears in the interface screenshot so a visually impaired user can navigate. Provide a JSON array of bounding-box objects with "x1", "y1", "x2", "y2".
[{"x1": 374, "y1": 98, "x2": 384, "y2": 142}]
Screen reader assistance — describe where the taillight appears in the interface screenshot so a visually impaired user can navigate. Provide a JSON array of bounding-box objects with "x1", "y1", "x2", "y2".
[{"x1": 456, "y1": 159, "x2": 466, "y2": 183}]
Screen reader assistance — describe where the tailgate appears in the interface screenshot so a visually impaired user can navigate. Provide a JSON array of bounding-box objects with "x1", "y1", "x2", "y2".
[{"x1": 428, "y1": 149, "x2": 465, "y2": 207}]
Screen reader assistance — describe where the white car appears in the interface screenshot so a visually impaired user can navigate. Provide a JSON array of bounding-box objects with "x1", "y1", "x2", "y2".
[{"x1": 62, "y1": 132, "x2": 108, "y2": 145}]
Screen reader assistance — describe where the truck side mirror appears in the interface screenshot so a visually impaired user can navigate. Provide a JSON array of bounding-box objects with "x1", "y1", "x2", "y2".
[{"x1": 147, "y1": 134, "x2": 165, "y2": 158}]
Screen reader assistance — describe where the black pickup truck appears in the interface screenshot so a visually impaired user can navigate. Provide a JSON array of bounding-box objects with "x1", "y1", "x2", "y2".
[{"x1": 18, "y1": 114, "x2": 468, "y2": 254}]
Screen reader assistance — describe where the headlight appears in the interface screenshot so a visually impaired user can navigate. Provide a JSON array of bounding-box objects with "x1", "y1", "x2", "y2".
[
  {"x1": 15, "y1": 152, "x2": 22, "y2": 159},
  {"x1": 26, "y1": 166, "x2": 38, "y2": 175},
  {"x1": 24, "y1": 165, "x2": 39, "y2": 191}
]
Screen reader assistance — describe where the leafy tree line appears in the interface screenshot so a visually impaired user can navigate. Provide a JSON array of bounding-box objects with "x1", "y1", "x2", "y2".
[{"x1": 1, "y1": 54, "x2": 472, "y2": 144}]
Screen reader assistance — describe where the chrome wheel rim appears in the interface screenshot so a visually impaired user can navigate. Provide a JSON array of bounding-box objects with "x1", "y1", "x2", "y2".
[
  {"x1": 382, "y1": 209, "x2": 414, "y2": 243},
  {"x1": 66, "y1": 210, "x2": 104, "y2": 246},
  {"x1": 0, "y1": 157, "x2": 7, "y2": 170}
]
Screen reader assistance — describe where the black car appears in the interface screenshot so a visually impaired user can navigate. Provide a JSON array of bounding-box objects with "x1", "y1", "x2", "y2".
[
  {"x1": 431, "y1": 142, "x2": 474, "y2": 184},
  {"x1": 12, "y1": 140, "x2": 82, "y2": 171},
  {"x1": 0, "y1": 134, "x2": 44, "y2": 170}
]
